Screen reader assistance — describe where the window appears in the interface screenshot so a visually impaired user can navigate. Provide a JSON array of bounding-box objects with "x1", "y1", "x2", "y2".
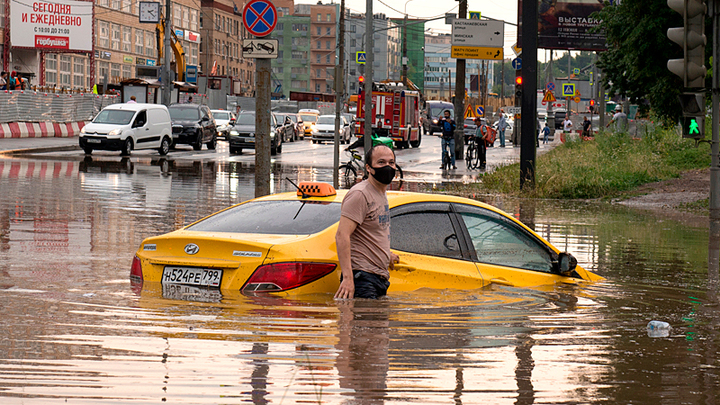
[
  {"x1": 326, "y1": 54, "x2": 330, "y2": 63},
  {"x1": 316, "y1": 13, "x2": 321, "y2": 22},
  {"x1": 111, "y1": 24, "x2": 120, "y2": 50},
  {"x1": 122, "y1": 26, "x2": 132, "y2": 52},
  {"x1": 276, "y1": 22, "x2": 283, "y2": 31},
  {"x1": 351, "y1": 39, "x2": 356, "y2": 47},
  {"x1": 190, "y1": 9, "x2": 198, "y2": 31},
  {"x1": 98, "y1": 21, "x2": 109, "y2": 48},
  {"x1": 316, "y1": 26, "x2": 321, "y2": 35},
  {"x1": 316, "y1": 41, "x2": 321, "y2": 49},
  {"x1": 316, "y1": 69, "x2": 322, "y2": 78},
  {"x1": 45, "y1": 54, "x2": 57, "y2": 85},
  {"x1": 291, "y1": 51, "x2": 306, "y2": 59},
  {"x1": 73, "y1": 57, "x2": 85, "y2": 87},
  {"x1": 316, "y1": 54, "x2": 320, "y2": 63},
  {"x1": 182, "y1": 6, "x2": 189, "y2": 29},
  {"x1": 326, "y1": 27, "x2": 331, "y2": 35},
  {"x1": 316, "y1": 83, "x2": 321, "y2": 92},
  {"x1": 291, "y1": 67, "x2": 306, "y2": 74},
  {"x1": 277, "y1": 50, "x2": 283, "y2": 59},
  {"x1": 135, "y1": 29, "x2": 144, "y2": 54},
  {"x1": 174, "y1": 4, "x2": 181, "y2": 27},
  {"x1": 145, "y1": 30, "x2": 155, "y2": 56},
  {"x1": 290, "y1": 80, "x2": 305, "y2": 88},
  {"x1": 190, "y1": 43, "x2": 198, "y2": 65},
  {"x1": 111, "y1": 0, "x2": 119, "y2": 10},
  {"x1": 349, "y1": 25, "x2": 355, "y2": 33},
  {"x1": 111, "y1": 63, "x2": 120, "y2": 81},
  {"x1": 97, "y1": 61, "x2": 109, "y2": 81},
  {"x1": 292, "y1": 24, "x2": 307, "y2": 32},
  {"x1": 97, "y1": 0, "x2": 108, "y2": 7},
  {"x1": 390, "y1": 210, "x2": 463, "y2": 260},
  {"x1": 272, "y1": 67, "x2": 283, "y2": 74},
  {"x1": 121, "y1": 0, "x2": 130, "y2": 13},
  {"x1": 122, "y1": 64, "x2": 132, "y2": 79},
  {"x1": 456, "y1": 205, "x2": 553, "y2": 272},
  {"x1": 326, "y1": 40, "x2": 330, "y2": 49}
]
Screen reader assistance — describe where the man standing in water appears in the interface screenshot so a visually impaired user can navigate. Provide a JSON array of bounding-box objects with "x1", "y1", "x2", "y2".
[{"x1": 335, "y1": 144, "x2": 399, "y2": 299}]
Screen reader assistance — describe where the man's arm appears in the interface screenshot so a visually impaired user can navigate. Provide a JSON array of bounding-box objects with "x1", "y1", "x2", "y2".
[{"x1": 335, "y1": 216, "x2": 358, "y2": 299}]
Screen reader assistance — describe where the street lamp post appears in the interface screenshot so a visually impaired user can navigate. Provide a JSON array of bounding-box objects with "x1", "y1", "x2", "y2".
[{"x1": 402, "y1": 0, "x2": 414, "y2": 86}]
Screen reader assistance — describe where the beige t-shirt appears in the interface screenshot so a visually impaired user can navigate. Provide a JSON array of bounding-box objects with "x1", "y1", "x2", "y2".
[{"x1": 340, "y1": 180, "x2": 391, "y2": 279}]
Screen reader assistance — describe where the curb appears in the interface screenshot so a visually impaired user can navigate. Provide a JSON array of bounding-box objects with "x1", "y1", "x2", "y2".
[
  {"x1": 0, "y1": 144, "x2": 80, "y2": 156},
  {"x1": 0, "y1": 121, "x2": 88, "y2": 139}
]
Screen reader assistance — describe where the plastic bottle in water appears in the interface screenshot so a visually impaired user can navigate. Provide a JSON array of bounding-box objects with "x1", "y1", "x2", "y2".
[{"x1": 647, "y1": 320, "x2": 671, "y2": 337}]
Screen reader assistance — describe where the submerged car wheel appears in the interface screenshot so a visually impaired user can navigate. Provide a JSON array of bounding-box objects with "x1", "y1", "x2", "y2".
[
  {"x1": 230, "y1": 147, "x2": 242, "y2": 155},
  {"x1": 158, "y1": 136, "x2": 171, "y2": 155},
  {"x1": 121, "y1": 138, "x2": 133, "y2": 156},
  {"x1": 83, "y1": 147, "x2": 93, "y2": 155},
  {"x1": 193, "y1": 132, "x2": 203, "y2": 151}
]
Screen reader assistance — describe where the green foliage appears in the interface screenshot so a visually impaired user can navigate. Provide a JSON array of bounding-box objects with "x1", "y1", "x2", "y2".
[
  {"x1": 592, "y1": 0, "x2": 713, "y2": 124},
  {"x1": 462, "y1": 126, "x2": 710, "y2": 199}
]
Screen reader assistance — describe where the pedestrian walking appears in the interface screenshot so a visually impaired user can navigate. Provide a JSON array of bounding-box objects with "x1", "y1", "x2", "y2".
[
  {"x1": 8, "y1": 71, "x2": 17, "y2": 90},
  {"x1": 582, "y1": 116, "x2": 592, "y2": 139},
  {"x1": 474, "y1": 117, "x2": 487, "y2": 170},
  {"x1": 335, "y1": 144, "x2": 400, "y2": 299},
  {"x1": 127, "y1": 96, "x2": 137, "y2": 103},
  {"x1": 541, "y1": 124, "x2": 551, "y2": 144},
  {"x1": 0, "y1": 72, "x2": 6, "y2": 90},
  {"x1": 498, "y1": 109, "x2": 508, "y2": 147},
  {"x1": 438, "y1": 110, "x2": 456, "y2": 169},
  {"x1": 563, "y1": 116, "x2": 573, "y2": 133},
  {"x1": 606, "y1": 105, "x2": 627, "y2": 132}
]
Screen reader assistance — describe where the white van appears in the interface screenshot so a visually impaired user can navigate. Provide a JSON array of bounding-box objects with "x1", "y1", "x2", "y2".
[{"x1": 79, "y1": 103, "x2": 173, "y2": 156}]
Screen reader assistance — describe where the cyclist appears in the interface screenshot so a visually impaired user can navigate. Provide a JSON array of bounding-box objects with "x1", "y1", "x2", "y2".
[
  {"x1": 474, "y1": 118, "x2": 488, "y2": 170},
  {"x1": 438, "y1": 110, "x2": 456, "y2": 169}
]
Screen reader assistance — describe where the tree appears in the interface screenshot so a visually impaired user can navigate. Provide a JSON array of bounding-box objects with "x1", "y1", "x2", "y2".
[{"x1": 594, "y1": 0, "x2": 711, "y2": 124}]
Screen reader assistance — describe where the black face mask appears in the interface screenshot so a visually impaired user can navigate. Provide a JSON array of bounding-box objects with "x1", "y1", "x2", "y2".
[{"x1": 370, "y1": 165, "x2": 396, "y2": 185}]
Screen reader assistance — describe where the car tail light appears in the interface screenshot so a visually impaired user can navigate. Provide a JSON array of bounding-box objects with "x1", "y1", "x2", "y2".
[
  {"x1": 243, "y1": 262, "x2": 337, "y2": 293},
  {"x1": 130, "y1": 255, "x2": 143, "y2": 292}
]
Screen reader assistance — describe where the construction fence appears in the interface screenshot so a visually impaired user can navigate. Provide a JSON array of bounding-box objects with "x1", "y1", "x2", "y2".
[{"x1": 0, "y1": 91, "x2": 122, "y2": 123}]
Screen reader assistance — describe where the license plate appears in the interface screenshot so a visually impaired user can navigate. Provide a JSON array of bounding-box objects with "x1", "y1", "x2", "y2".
[
  {"x1": 162, "y1": 266, "x2": 222, "y2": 287},
  {"x1": 244, "y1": 137, "x2": 255, "y2": 143},
  {"x1": 87, "y1": 138, "x2": 102, "y2": 144}
]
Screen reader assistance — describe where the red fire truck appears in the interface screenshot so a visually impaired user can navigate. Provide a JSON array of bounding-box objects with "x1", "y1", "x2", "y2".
[{"x1": 356, "y1": 80, "x2": 422, "y2": 148}]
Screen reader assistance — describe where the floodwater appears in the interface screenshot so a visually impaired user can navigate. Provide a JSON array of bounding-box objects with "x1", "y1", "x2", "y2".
[{"x1": 1, "y1": 155, "x2": 719, "y2": 404}]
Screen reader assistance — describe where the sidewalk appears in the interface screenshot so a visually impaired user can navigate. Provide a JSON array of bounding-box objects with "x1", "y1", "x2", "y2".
[{"x1": 0, "y1": 136, "x2": 79, "y2": 155}]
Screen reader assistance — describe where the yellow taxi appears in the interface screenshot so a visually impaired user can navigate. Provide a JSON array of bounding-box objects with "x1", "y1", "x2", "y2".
[{"x1": 130, "y1": 182, "x2": 603, "y2": 297}]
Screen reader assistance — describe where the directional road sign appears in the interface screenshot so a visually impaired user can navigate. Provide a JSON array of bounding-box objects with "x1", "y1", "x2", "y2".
[
  {"x1": 355, "y1": 51, "x2": 366, "y2": 64},
  {"x1": 512, "y1": 58, "x2": 521, "y2": 70},
  {"x1": 242, "y1": 0, "x2": 277, "y2": 37},
  {"x1": 546, "y1": 82, "x2": 555, "y2": 91},
  {"x1": 451, "y1": 46, "x2": 503, "y2": 60},
  {"x1": 451, "y1": 19, "x2": 504, "y2": 47},
  {"x1": 242, "y1": 38, "x2": 278, "y2": 58},
  {"x1": 562, "y1": 83, "x2": 575, "y2": 97},
  {"x1": 475, "y1": 105, "x2": 484, "y2": 117}
]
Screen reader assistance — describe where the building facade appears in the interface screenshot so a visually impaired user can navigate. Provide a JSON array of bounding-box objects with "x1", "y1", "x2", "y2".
[
  {"x1": 392, "y1": 17, "x2": 424, "y2": 92},
  {"x1": 294, "y1": 2, "x2": 338, "y2": 95},
  {"x1": 271, "y1": 14, "x2": 312, "y2": 98}
]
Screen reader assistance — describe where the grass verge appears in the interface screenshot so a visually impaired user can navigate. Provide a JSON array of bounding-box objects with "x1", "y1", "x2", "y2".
[{"x1": 446, "y1": 126, "x2": 710, "y2": 199}]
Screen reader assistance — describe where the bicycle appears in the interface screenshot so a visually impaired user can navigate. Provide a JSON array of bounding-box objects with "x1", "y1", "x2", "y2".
[
  {"x1": 441, "y1": 143, "x2": 453, "y2": 171},
  {"x1": 338, "y1": 148, "x2": 403, "y2": 183},
  {"x1": 465, "y1": 135, "x2": 481, "y2": 170}
]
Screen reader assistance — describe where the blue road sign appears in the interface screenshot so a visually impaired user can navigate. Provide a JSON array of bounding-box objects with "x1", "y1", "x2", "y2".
[
  {"x1": 356, "y1": 51, "x2": 366, "y2": 64},
  {"x1": 562, "y1": 83, "x2": 575, "y2": 97},
  {"x1": 512, "y1": 58, "x2": 522, "y2": 70},
  {"x1": 546, "y1": 82, "x2": 555, "y2": 91},
  {"x1": 476, "y1": 105, "x2": 484, "y2": 117},
  {"x1": 243, "y1": 0, "x2": 277, "y2": 37},
  {"x1": 185, "y1": 65, "x2": 198, "y2": 83}
]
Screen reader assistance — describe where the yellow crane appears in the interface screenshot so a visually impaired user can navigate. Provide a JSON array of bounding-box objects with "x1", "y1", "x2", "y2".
[{"x1": 156, "y1": 20, "x2": 186, "y2": 82}]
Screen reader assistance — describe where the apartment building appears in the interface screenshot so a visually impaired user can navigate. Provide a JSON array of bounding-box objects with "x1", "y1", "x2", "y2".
[
  {"x1": 295, "y1": 2, "x2": 338, "y2": 94},
  {"x1": 343, "y1": 13, "x2": 401, "y2": 95},
  {"x1": 271, "y1": 14, "x2": 312, "y2": 98}
]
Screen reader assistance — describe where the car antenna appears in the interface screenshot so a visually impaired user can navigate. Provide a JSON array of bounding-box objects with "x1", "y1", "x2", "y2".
[{"x1": 285, "y1": 177, "x2": 310, "y2": 199}]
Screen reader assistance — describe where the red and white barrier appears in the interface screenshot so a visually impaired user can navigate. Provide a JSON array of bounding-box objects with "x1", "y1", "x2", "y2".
[
  {"x1": 0, "y1": 160, "x2": 79, "y2": 179},
  {"x1": 0, "y1": 121, "x2": 88, "y2": 139}
]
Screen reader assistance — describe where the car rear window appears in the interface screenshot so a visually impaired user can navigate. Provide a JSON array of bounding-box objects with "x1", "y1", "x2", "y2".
[
  {"x1": 187, "y1": 200, "x2": 342, "y2": 235},
  {"x1": 169, "y1": 107, "x2": 200, "y2": 121},
  {"x1": 214, "y1": 112, "x2": 230, "y2": 120}
]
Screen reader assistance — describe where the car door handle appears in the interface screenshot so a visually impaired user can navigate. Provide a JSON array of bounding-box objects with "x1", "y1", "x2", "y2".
[
  {"x1": 393, "y1": 264, "x2": 416, "y2": 272},
  {"x1": 145, "y1": 128, "x2": 149, "y2": 130}
]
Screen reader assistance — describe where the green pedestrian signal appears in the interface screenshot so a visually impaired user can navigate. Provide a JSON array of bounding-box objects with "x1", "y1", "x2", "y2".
[{"x1": 682, "y1": 116, "x2": 705, "y2": 139}]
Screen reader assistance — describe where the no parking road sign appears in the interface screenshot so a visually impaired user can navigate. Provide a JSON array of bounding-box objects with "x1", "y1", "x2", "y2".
[{"x1": 243, "y1": 0, "x2": 277, "y2": 37}]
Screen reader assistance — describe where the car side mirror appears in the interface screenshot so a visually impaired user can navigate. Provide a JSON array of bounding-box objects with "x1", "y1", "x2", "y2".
[{"x1": 555, "y1": 252, "x2": 578, "y2": 276}]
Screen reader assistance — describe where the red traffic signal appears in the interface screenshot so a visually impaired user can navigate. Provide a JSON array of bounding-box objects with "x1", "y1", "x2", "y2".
[
  {"x1": 515, "y1": 76, "x2": 522, "y2": 86},
  {"x1": 359, "y1": 76, "x2": 364, "y2": 83},
  {"x1": 589, "y1": 99, "x2": 595, "y2": 106}
]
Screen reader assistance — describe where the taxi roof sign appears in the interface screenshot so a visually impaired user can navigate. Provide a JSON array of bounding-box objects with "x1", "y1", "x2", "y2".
[{"x1": 296, "y1": 182, "x2": 337, "y2": 197}]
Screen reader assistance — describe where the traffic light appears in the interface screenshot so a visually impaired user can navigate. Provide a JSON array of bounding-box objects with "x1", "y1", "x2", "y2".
[
  {"x1": 515, "y1": 75, "x2": 522, "y2": 99},
  {"x1": 682, "y1": 116, "x2": 704, "y2": 139},
  {"x1": 667, "y1": 0, "x2": 707, "y2": 88}
]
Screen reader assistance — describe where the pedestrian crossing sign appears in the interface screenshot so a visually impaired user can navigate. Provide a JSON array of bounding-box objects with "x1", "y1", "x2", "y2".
[
  {"x1": 562, "y1": 83, "x2": 575, "y2": 97},
  {"x1": 469, "y1": 11, "x2": 481, "y2": 19},
  {"x1": 542, "y1": 91, "x2": 556, "y2": 102},
  {"x1": 356, "y1": 51, "x2": 366, "y2": 64}
]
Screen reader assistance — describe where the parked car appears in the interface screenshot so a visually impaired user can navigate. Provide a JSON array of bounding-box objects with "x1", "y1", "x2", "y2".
[
  {"x1": 211, "y1": 109, "x2": 235, "y2": 140},
  {"x1": 79, "y1": 103, "x2": 173, "y2": 156},
  {"x1": 273, "y1": 113, "x2": 298, "y2": 142},
  {"x1": 311, "y1": 115, "x2": 352, "y2": 144},
  {"x1": 228, "y1": 111, "x2": 282, "y2": 155},
  {"x1": 168, "y1": 104, "x2": 217, "y2": 151},
  {"x1": 130, "y1": 183, "x2": 603, "y2": 296}
]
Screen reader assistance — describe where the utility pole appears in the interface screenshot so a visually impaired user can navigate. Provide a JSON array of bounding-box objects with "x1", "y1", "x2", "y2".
[
  {"x1": 363, "y1": 2, "x2": 374, "y2": 152},
  {"x1": 546, "y1": 50, "x2": 554, "y2": 131},
  {"x1": 161, "y1": 0, "x2": 172, "y2": 106},
  {"x1": 566, "y1": 51, "x2": 571, "y2": 112},
  {"x1": 500, "y1": 59, "x2": 505, "y2": 105},
  {"x1": 453, "y1": 0, "x2": 467, "y2": 161},
  {"x1": 519, "y1": 0, "x2": 538, "y2": 189},
  {"x1": 402, "y1": 14, "x2": 408, "y2": 85},
  {"x1": 710, "y1": 0, "x2": 720, "y2": 293},
  {"x1": 333, "y1": 0, "x2": 345, "y2": 188}
]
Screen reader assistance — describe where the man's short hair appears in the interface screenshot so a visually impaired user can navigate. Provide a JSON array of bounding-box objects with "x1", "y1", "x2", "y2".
[{"x1": 364, "y1": 144, "x2": 395, "y2": 169}]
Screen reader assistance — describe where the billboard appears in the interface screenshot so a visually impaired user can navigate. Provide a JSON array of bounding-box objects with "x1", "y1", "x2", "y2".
[
  {"x1": 10, "y1": 0, "x2": 93, "y2": 51},
  {"x1": 537, "y1": 0, "x2": 606, "y2": 50}
]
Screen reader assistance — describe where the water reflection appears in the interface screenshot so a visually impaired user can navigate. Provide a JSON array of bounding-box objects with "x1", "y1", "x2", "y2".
[{"x1": 2, "y1": 156, "x2": 720, "y2": 403}]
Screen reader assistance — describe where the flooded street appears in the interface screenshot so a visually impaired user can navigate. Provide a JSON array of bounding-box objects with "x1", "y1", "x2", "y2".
[{"x1": 1, "y1": 155, "x2": 719, "y2": 404}]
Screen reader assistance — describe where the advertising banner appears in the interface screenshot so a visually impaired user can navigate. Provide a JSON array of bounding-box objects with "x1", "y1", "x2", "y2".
[
  {"x1": 537, "y1": 0, "x2": 606, "y2": 50},
  {"x1": 10, "y1": 0, "x2": 93, "y2": 51}
]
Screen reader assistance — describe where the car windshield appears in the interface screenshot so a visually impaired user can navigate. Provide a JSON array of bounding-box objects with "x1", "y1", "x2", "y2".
[
  {"x1": 213, "y1": 112, "x2": 230, "y2": 120},
  {"x1": 317, "y1": 116, "x2": 335, "y2": 125},
  {"x1": 430, "y1": 107, "x2": 453, "y2": 117},
  {"x1": 235, "y1": 113, "x2": 256, "y2": 125},
  {"x1": 187, "y1": 200, "x2": 342, "y2": 235},
  {"x1": 287, "y1": 115, "x2": 297, "y2": 123},
  {"x1": 300, "y1": 114, "x2": 318, "y2": 122},
  {"x1": 169, "y1": 107, "x2": 200, "y2": 121},
  {"x1": 464, "y1": 119, "x2": 476, "y2": 125},
  {"x1": 93, "y1": 109, "x2": 135, "y2": 125}
]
